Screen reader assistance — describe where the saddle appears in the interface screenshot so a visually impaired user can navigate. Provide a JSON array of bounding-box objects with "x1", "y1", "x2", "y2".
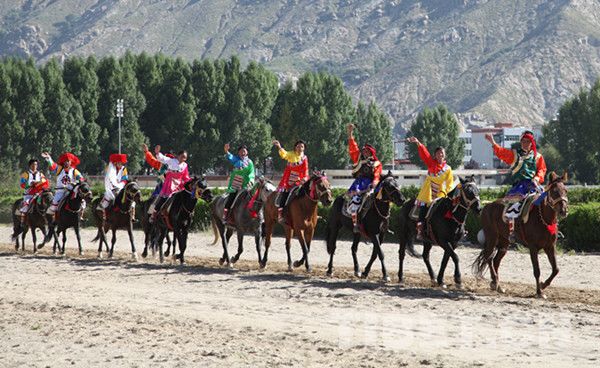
[
  {"x1": 223, "y1": 190, "x2": 256, "y2": 225},
  {"x1": 501, "y1": 193, "x2": 539, "y2": 223},
  {"x1": 342, "y1": 191, "x2": 373, "y2": 221},
  {"x1": 409, "y1": 198, "x2": 443, "y2": 222}
]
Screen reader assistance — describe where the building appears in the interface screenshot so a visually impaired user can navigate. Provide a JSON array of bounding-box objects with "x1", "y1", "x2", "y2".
[
  {"x1": 459, "y1": 130, "x2": 472, "y2": 167},
  {"x1": 469, "y1": 123, "x2": 541, "y2": 169}
]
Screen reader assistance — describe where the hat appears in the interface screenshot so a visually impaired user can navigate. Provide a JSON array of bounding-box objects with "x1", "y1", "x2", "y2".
[
  {"x1": 362, "y1": 144, "x2": 378, "y2": 161},
  {"x1": 58, "y1": 152, "x2": 80, "y2": 168},
  {"x1": 109, "y1": 153, "x2": 128, "y2": 164}
]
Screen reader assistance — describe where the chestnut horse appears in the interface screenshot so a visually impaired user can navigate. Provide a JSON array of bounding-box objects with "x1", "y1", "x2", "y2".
[
  {"x1": 11, "y1": 190, "x2": 54, "y2": 253},
  {"x1": 262, "y1": 171, "x2": 333, "y2": 272},
  {"x1": 473, "y1": 172, "x2": 569, "y2": 298}
]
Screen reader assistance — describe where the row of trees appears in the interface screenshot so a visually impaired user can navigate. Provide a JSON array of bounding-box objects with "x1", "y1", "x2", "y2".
[
  {"x1": 542, "y1": 79, "x2": 600, "y2": 184},
  {"x1": 0, "y1": 53, "x2": 393, "y2": 175}
]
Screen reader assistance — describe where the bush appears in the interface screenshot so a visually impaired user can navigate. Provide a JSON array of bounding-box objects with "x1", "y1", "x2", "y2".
[{"x1": 559, "y1": 203, "x2": 600, "y2": 252}]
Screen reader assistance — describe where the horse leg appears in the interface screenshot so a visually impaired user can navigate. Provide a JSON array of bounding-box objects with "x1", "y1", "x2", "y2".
[
  {"x1": 422, "y1": 241, "x2": 436, "y2": 285},
  {"x1": 156, "y1": 229, "x2": 167, "y2": 264},
  {"x1": 350, "y1": 233, "x2": 361, "y2": 277},
  {"x1": 260, "y1": 221, "x2": 274, "y2": 269},
  {"x1": 31, "y1": 227, "x2": 37, "y2": 254},
  {"x1": 177, "y1": 230, "x2": 188, "y2": 265},
  {"x1": 398, "y1": 235, "x2": 407, "y2": 285},
  {"x1": 285, "y1": 226, "x2": 293, "y2": 271},
  {"x1": 21, "y1": 226, "x2": 28, "y2": 252},
  {"x1": 128, "y1": 225, "x2": 137, "y2": 260},
  {"x1": 109, "y1": 228, "x2": 117, "y2": 258},
  {"x1": 165, "y1": 231, "x2": 172, "y2": 257},
  {"x1": 293, "y1": 230, "x2": 311, "y2": 272},
  {"x1": 491, "y1": 242, "x2": 509, "y2": 293},
  {"x1": 75, "y1": 225, "x2": 83, "y2": 256},
  {"x1": 541, "y1": 245, "x2": 559, "y2": 290},
  {"x1": 529, "y1": 248, "x2": 544, "y2": 298},
  {"x1": 254, "y1": 228, "x2": 262, "y2": 266},
  {"x1": 231, "y1": 232, "x2": 244, "y2": 264},
  {"x1": 219, "y1": 227, "x2": 233, "y2": 267},
  {"x1": 325, "y1": 223, "x2": 341, "y2": 277},
  {"x1": 97, "y1": 226, "x2": 105, "y2": 258},
  {"x1": 449, "y1": 243, "x2": 462, "y2": 288},
  {"x1": 61, "y1": 229, "x2": 67, "y2": 255},
  {"x1": 141, "y1": 229, "x2": 149, "y2": 258},
  {"x1": 361, "y1": 243, "x2": 378, "y2": 280},
  {"x1": 375, "y1": 234, "x2": 390, "y2": 283}
]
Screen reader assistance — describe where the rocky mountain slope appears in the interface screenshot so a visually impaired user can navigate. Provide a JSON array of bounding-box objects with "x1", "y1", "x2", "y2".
[{"x1": 1, "y1": 0, "x2": 600, "y2": 132}]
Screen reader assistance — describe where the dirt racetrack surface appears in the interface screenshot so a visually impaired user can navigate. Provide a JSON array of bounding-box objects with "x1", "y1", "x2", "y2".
[{"x1": 1, "y1": 225, "x2": 599, "y2": 367}]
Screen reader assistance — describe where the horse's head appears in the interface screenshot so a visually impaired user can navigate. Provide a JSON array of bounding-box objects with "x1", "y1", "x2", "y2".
[
  {"x1": 458, "y1": 175, "x2": 481, "y2": 214},
  {"x1": 124, "y1": 180, "x2": 142, "y2": 204},
  {"x1": 545, "y1": 171, "x2": 569, "y2": 218},
  {"x1": 376, "y1": 171, "x2": 405, "y2": 206},
  {"x1": 255, "y1": 176, "x2": 277, "y2": 203},
  {"x1": 40, "y1": 189, "x2": 54, "y2": 209},
  {"x1": 76, "y1": 182, "x2": 93, "y2": 202},
  {"x1": 306, "y1": 170, "x2": 333, "y2": 206}
]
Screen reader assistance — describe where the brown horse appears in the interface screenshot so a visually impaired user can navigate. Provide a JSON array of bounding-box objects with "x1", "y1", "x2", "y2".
[
  {"x1": 91, "y1": 181, "x2": 142, "y2": 259},
  {"x1": 262, "y1": 171, "x2": 333, "y2": 272},
  {"x1": 11, "y1": 190, "x2": 54, "y2": 253},
  {"x1": 473, "y1": 172, "x2": 569, "y2": 299}
]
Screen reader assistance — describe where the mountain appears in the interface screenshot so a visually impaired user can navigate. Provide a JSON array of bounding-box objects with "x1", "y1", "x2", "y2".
[{"x1": 2, "y1": 0, "x2": 600, "y2": 133}]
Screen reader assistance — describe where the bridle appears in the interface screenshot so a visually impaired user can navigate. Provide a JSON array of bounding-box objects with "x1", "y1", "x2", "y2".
[
  {"x1": 372, "y1": 177, "x2": 400, "y2": 220},
  {"x1": 308, "y1": 175, "x2": 331, "y2": 203},
  {"x1": 538, "y1": 180, "x2": 568, "y2": 226},
  {"x1": 447, "y1": 182, "x2": 480, "y2": 225}
]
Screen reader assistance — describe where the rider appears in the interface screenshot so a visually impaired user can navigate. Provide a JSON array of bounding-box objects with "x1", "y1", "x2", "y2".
[
  {"x1": 144, "y1": 148, "x2": 174, "y2": 197},
  {"x1": 42, "y1": 152, "x2": 85, "y2": 221},
  {"x1": 347, "y1": 123, "x2": 382, "y2": 233},
  {"x1": 143, "y1": 144, "x2": 190, "y2": 222},
  {"x1": 17, "y1": 158, "x2": 49, "y2": 228},
  {"x1": 485, "y1": 130, "x2": 547, "y2": 242},
  {"x1": 406, "y1": 137, "x2": 455, "y2": 240},
  {"x1": 272, "y1": 139, "x2": 309, "y2": 223},
  {"x1": 97, "y1": 153, "x2": 129, "y2": 221},
  {"x1": 222, "y1": 143, "x2": 255, "y2": 223}
]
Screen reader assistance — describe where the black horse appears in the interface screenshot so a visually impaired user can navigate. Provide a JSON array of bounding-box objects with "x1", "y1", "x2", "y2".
[
  {"x1": 11, "y1": 190, "x2": 54, "y2": 253},
  {"x1": 91, "y1": 181, "x2": 143, "y2": 259},
  {"x1": 152, "y1": 176, "x2": 212, "y2": 264},
  {"x1": 326, "y1": 172, "x2": 406, "y2": 281},
  {"x1": 41, "y1": 182, "x2": 93, "y2": 256},
  {"x1": 397, "y1": 176, "x2": 481, "y2": 288}
]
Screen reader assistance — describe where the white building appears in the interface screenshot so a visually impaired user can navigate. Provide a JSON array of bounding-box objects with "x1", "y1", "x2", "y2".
[{"x1": 459, "y1": 130, "x2": 472, "y2": 167}]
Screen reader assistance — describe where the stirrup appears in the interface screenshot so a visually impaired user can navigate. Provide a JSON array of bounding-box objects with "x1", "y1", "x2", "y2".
[{"x1": 416, "y1": 222, "x2": 424, "y2": 240}]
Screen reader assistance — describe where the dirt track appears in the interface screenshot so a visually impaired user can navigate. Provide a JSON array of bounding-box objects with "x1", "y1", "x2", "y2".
[{"x1": 1, "y1": 225, "x2": 599, "y2": 367}]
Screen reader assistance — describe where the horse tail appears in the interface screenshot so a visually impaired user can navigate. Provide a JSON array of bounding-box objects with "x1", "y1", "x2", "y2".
[
  {"x1": 472, "y1": 204, "x2": 495, "y2": 277},
  {"x1": 326, "y1": 196, "x2": 342, "y2": 255},
  {"x1": 210, "y1": 217, "x2": 220, "y2": 245},
  {"x1": 91, "y1": 228, "x2": 102, "y2": 243},
  {"x1": 11, "y1": 200, "x2": 21, "y2": 241}
]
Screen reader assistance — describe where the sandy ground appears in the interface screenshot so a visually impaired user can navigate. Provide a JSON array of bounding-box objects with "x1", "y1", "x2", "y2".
[{"x1": 1, "y1": 224, "x2": 599, "y2": 368}]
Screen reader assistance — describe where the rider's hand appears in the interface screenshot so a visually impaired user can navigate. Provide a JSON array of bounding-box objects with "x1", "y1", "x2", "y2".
[
  {"x1": 484, "y1": 133, "x2": 495, "y2": 145},
  {"x1": 346, "y1": 123, "x2": 355, "y2": 136},
  {"x1": 224, "y1": 143, "x2": 230, "y2": 153},
  {"x1": 40, "y1": 152, "x2": 50, "y2": 159},
  {"x1": 142, "y1": 143, "x2": 148, "y2": 152},
  {"x1": 272, "y1": 139, "x2": 281, "y2": 149},
  {"x1": 406, "y1": 137, "x2": 419, "y2": 145}
]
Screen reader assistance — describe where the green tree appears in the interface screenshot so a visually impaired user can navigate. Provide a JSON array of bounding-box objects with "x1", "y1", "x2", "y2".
[
  {"x1": 96, "y1": 56, "x2": 147, "y2": 174},
  {"x1": 40, "y1": 58, "x2": 86, "y2": 161},
  {"x1": 0, "y1": 62, "x2": 22, "y2": 171},
  {"x1": 406, "y1": 104, "x2": 464, "y2": 169},
  {"x1": 355, "y1": 101, "x2": 393, "y2": 164},
  {"x1": 63, "y1": 56, "x2": 102, "y2": 172}
]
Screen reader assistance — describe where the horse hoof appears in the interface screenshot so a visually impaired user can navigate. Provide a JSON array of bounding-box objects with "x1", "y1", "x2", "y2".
[
  {"x1": 219, "y1": 258, "x2": 225, "y2": 266},
  {"x1": 141, "y1": 251, "x2": 147, "y2": 258},
  {"x1": 541, "y1": 281, "x2": 549, "y2": 290},
  {"x1": 306, "y1": 267, "x2": 312, "y2": 273},
  {"x1": 490, "y1": 281, "x2": 497, "y2": 291},
  {"x1": 430, "y1": 279, "x2": 437, "y2": 287},
  {"x1": 439, "y1": 283, "x2": 447, "y2": 289},
  {"x1": 293, "y1": 261, "x2": 301, "y2": 268},
  {"x1": 382, "y1": 276, "x2": 391, "y2": 283},
  {"x1": 287, "y1": 265, "x2": 293, "y2": 272},
  {"x1": 455, "y1": 283, "x2": 463, "y2": 290},
  {"x1": 164, "y1": 251, "x2": 170, "y2": 257},
  {"x1": 354, "y1": 271, "x2": 362, "y2": 278},
  {"x1": 98, "y1": 252, "x2": 103, "y2": 259},
  {"x1": 79, "y1": 251, "x2": 84, "y2": 256},
  {"x1": 536, "y1": 292, "x2": 547, "y2": 300},
  {"x1": 497, "y1": 286, "x2": 506, "y2": 294},
  {"x1": 227, "y1": 262, "x2": 234, "y2": 269},
  {"x1": 326, "y1": 270, "x2": 333, "y2": 277},
  {"x1": 360, "y1": 273, "x2": 368, "y2": 280},
  {"x1": 132, "y1": 253, "x2": 138, "y2": 260}
]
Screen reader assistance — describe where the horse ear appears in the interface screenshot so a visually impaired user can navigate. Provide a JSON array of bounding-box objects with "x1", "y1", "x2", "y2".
[
  {"x1": 562, "y1": 171, "x2": 568, "y2": 182},
  {"x1": 321, "y1": 170, "x2": 326, "y2": 176},
  {"x1": 549, "y1": 172, "x2": 558, "y2": 182},
  {"x1": 469, "y1": 174, "x2": 475, "y2": 182},
  {"x1": 387, "y1": 170, "x2": 393, "y2": 177},
  {"x1": 459, "y1": 176, "x2": 465, "y2": 185}
]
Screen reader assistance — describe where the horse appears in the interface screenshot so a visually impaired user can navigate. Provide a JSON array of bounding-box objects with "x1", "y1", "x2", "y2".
[
  {"x1": 210, "y1": 177, "x2": 276, "y2": 268},
  {"x1": 262, "y1": 171, "x2": 333, "y2": 272},
  {"x1": 473, "y1": 172, "x2": 569, "y2": 299},
  {"x1": 41, "y1": 182, "x2": 93, "y2": 256},
  {"x1": 91, "y1": 181, "x2": 142, "y2": 259},
  {"x1": 397, "y1": 176, "x2": 482, "y2": 288},
  {"x1": 11, "y1": 190, "x2": 54, "y2": 253},
  {"x1": 152, "y1": 176, "x2": 212, "y2": 264},
  {"x1": 325, "y1": 172, "x2": 406, "y2": 281},
  {"x1": 140, "y1": 196, "x2": 176, "y2": 259}
]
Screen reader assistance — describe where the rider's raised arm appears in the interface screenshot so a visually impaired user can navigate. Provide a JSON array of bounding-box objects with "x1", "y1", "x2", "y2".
[
  {"x1": 492, "y1": 143, "x2": 515, "y2": 166},
  {"x1": 144, "y1": 150, "x2": 162, "y2": 170},
  {"x1": 535, "y1": 155, "x2": 547, "y2": 184},
  {"x1": 348, "y1": 136, "x2": 360, "y2": 164},
  {"x1": 416, "y1": 143, "x2": 436, "y2": 169}
]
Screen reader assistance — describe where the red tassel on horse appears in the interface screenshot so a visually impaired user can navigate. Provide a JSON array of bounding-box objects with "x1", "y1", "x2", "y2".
[{"x1": 546, "y1": 222, "x2": 558, "y2": 235}]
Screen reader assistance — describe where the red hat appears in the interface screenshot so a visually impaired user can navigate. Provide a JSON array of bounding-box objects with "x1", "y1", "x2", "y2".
[
  {"x1": 521, "y1": 131, "x2": 536, "y2": 156},
  {"x1": 58, "y1": 152, "x2": 80, "y2": 168},
  {"x1": 362, "y1": 144, "x2": 379, "y2": 162},
  {"x1": 109, "y1": 153, "x2": 128, "y2": 164},
  {"x1": 165, "y1": 153, "x2": 175, "y2": 158}
]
